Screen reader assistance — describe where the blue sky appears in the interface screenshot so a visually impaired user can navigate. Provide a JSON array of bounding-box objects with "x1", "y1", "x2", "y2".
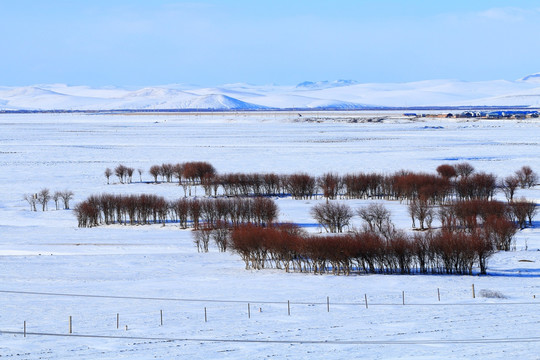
[{"x1": 1, "y1": 0, "x2": 539, "y2": 86}]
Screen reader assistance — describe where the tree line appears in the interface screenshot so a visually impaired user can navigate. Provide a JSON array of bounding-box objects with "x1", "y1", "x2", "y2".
[
  {"x1": 73, "y1": 194, "x2": 278, "y2": 229},
  {"x1": 228, "y1": 224, "x2": 496, "y2": 275},
  {"x1": 24, "y1": 188, "x2": 74, "y2": 211},
  {"x1": 105, "y1": 162, "x2": 538, "y2": 205}
]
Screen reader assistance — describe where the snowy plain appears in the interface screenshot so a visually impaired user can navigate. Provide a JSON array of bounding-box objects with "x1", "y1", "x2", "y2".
[{"x1": 0, "y1": 112, "x2": 540, "y2": 359}]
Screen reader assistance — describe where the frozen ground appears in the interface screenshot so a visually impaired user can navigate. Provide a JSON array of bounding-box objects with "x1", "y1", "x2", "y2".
[{"x1": 0, "y1": 112, "x2": 539, "y2": 359}]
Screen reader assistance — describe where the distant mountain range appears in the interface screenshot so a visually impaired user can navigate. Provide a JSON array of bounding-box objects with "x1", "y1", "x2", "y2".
[{"x1": 2, "y1": 74, "x2": 540, "y2": 111}]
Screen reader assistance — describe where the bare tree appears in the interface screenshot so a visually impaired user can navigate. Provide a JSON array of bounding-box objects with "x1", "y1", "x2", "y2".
[
  {"x1": 60, "y1": 190, "x2": 74, "y2": 210},
  {"x1": 52, "y1": 191, "x2": 61, "y2": 210},
  {"x1": 515, "y1": 166, "x2": 538, "y2": 188},
  {"x1": 149, "y1": 165, "x2": 160, "y2": 183},
  {"x1": 500, "y1": 175, "x2": 520, "y2": 202},
  {"x1": 23, "y1": 193, "x2": 37, "y2": 211},
  {"x1": 318, "y1": 172, "x2": 342, "y2": 201},
  {"x1": 37, "y1": 188, "x2": 51, "y2": 211},
  {"x1": 193, "y1": 228, "x2": 212, "y2": 252},
  {"x1": 311, "y1": 202, "x2": 353, "y2": 233},
  {"x1": 173, "y1": 163, "x2": 184, "y2": 185},
  {"x1": 408, "y1": 198, "x2": 434, "y2": 230},
  {"x1": 161, "y1": 163, "x2": 174, "y2": 182},
  {"x1": 357, "y1": 203, "x2": 395, "y2": 239},
  {"x1": 126, "y1": 167, "x2": 135, "y2": 184},
  {"x1": 104, "y1": 168, "x2": 112, "y2": 184},
  {"x1": 455, "y1": 162, "x2": 475, "y2": 178},
  {"x1": 211, "y1": 222, "x2": 230, "y2": 252},
  {"x1": 114, "y1": 164, "x2": 127, "y2": 184}
]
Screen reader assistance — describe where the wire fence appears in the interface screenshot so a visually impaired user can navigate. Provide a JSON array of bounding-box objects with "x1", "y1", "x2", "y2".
[
  {"x1": 2, "y1": 287, "x2": 540, "y2": 348},
  {"x1": 1, "y1": 289, "x2": 539, "y2": 307}
]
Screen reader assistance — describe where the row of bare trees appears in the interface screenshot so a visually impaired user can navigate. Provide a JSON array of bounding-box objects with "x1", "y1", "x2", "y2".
[
  {"x1": 105, "y1": 165, "x2": 141, "y2": 184},
  {"x1": 104, "y1": 162, "x2": 537, "y2": 206},
  {"x1": 105, "y1": 162, "x2": 217, "y2": 187},
  {"x1": 228, "y1": 224, "x2": 496, "y2": 275},
  {"x1": 148, "y1": 161, "x2": 217, "y2": 185},
  {"x1": 73, "y1": 194, "x2": 278, "y2": 229},
  {"x1": 24, "y1": 189, "x2": 74, "y2": 211}
]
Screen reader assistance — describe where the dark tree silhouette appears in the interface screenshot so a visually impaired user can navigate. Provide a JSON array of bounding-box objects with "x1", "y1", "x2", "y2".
[
  {"x1": 318, "y1": 172, "x2": 342, "y2": 201},
  {"x1": 60, "y1": 190, "x2": 74, "y2": 210},
  {"x1": 436, "y1": 164, "x2": 457, "y2": 179},
  {"x1": 114, "y1": 164, "x2": 127, "y2": 184},
  {"x1": 500, "y1": 175, "x2": 520, "y2": 202},
  {"x1": 53, "y1": 191, "x2": 61, "y2": 210},
  {"x1": 104, "y1": 168, "x2": 112, "y2": 184},
  {"x1": 311, "y1": 202, "x2": 353, "y2": 233},
  {"x1": 455, "y1": 162, "x2": 475, "y2": 178},
  {"x1": 515, "y1": 166, "x2": 538, "y2": 188},
  {"x1": 149, "y1": 165, "x2": 160, "y2": 183},
  {"x1": 357, "y1": 203, "x2": 394, "y2": 238},
  {"x1": 37, "y1": 188, "x2": 51, "y2": 211}
]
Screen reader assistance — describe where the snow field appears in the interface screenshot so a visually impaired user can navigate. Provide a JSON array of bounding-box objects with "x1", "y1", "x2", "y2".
[{"x1": 0, "y1": 113, "x2": 539, "y2": 359}]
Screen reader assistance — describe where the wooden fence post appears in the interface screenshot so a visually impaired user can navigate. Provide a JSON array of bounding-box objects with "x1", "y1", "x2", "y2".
[
  {"x1": 472, "y1": 284, "x2": 475, "y2": 299},
  {"x1": 248, "y1": 303, "x2": 251, "y2": 319},
  {"x1": 437, "y1": 288, "x2": 440, "y2": 302},
  {"x1": 327, "y1": 296, "x2": 330, "y2": 312},
  {"x1": 402, "y1": 291, "x2": 405, "y2": 305},
  {"x1": 24, "y1": 321, "x2": 26, "y2": 337},
  {"x1": 117, "y1": 313, "x2": 119, "y2": 329},
  {"x1": 365, "y1": 294, "x2": 368, "y2": 309},
  {"x1": 69, "y1": 316, "x2": 72, "y2": 334},
  {"x1": 288, "y1": 300, "x2": 290, "y2": 316},
  {"x1": 204, "y1": 307, "x2": 207, "y2": 322}
]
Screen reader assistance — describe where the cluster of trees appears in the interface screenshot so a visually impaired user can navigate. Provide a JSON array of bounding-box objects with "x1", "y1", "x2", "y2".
[
  {"x1": 105, "y1": 162, "x2": 216, "y2": 186},
  {"x1": 24, "y1": 189, "x2": 74, "y2": 211},
  {"x1": 147, "y1": 161, "x2": 216, "y2": 186},
  {"x1": 199, "y1": 198, "x2": 530, "y2": 276},
  {"x1": 439, "y1": 199, "x2": 536, "y2": 232},
  {"x1": 105, "y1": 165, "x2": 141, "y2": 184},
  {"x1": 107, "y1": 162, "x2": 538, "y2": 207},
  {"x1": 309, "y1": 197, "x2": 537, "y2": 238},
  {"x1": 73, "y1": 194, "x2": 278, "y2": 229},
  {"x1": 228, "y1": 224, "x2": 496, "y2": 275}
]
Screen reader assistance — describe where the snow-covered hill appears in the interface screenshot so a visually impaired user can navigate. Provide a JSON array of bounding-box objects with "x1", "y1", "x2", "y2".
[{"x1": 2, "y1": 73, "x2": 540, "y2": 110}]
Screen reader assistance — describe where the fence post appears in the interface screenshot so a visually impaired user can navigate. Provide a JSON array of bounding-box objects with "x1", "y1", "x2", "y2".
[
  {"x1": 472, "y1": 284, "x2": 475, "y2": 299},
  {"x1": 288, "y1": 300, "x2": 290, "y2": 316},
  {"x1": 402, "y1": 291, "x2": 405, "y2": 305},
  {"x1": 204, "y1": 307, "x2": 207, "y2": 322},
  {"x1": 69, "y1": 316, "x2": 72, "y2": 334},
  {"x1": 248, "y1": 303, "x2": 251, "y2": 319},
  {"x1": 160, "y1": 310, "x2": 163, "y2": 326},
  {"x1": 24, "y1": 321, "x2": 26, "y2": 337},
  {"x1": 117, "y1": 313, "x2": 119, "y2": 329},
  {"x1": 437, "y1": 288, "x2": 440, "y2": 302},
  {"x1": 365, "y1": 294, "x2": 368, "y2": 309},
  {"x1": 327, "y1": 296, "x2": 330, "y2": 312}
]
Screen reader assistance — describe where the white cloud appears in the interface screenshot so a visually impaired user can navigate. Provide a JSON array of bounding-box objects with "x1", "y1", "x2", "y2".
[{"x1": 478, "y1": 7, "x2": 539, "y2": 22}]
